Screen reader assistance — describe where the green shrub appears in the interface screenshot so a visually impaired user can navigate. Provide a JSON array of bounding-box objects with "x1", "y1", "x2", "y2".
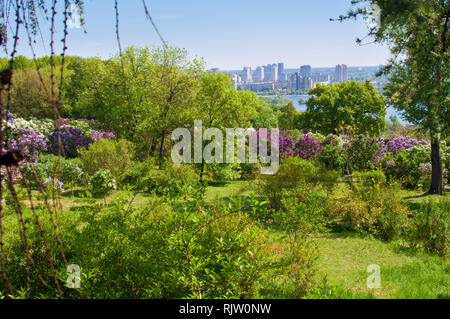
[
  {"x1": 22, "y1": 154, "x2": 84, "y2": 193},
  {"x1": 258, "y1": 157, "x2": 339, "y2": 210},
  {"x1": 329, "y1": 184, "x2": 408, "y2": 241},
  {"x1": 352, "y1": 170, "x2": 386, "y2": 188},
  {"x1": 145, "y1": 164, "x2": 198, "y2": 197},
  {"x1": 122, "y1": 158, "x2": 156, "y2": 190},
  {"x1": 79, "y1": 139, "x2": 134, "y2": 182},
  {"x1": 207, "y1": 163, "x2": 241, "y2": 182},
  {"x1": 407, "y1": 199, "x2": 449, "y2": 256},
  {"x1": 317, "y1": 135, "x2": 345, "y2": 172},
  {"x1": 258, "y1": 184, "x2": 328, "y2": 298},
  {"x1": 343, "y1": 135, "x2": 381, "y2": 173},
  {"x1": 3, "y1": 190, "x2": 272, "y2": 298},
  {"x1": 383, "y1": 143, "x2": 448, "y2": 189},
  {"x1": 89, "y1": 169, "x2": 117, "y2": 200}
]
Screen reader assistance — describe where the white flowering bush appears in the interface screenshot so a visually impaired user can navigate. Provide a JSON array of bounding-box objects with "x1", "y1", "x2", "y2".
[{"x1": 7, "y1": 117, "x2": 54, "y2": 137}]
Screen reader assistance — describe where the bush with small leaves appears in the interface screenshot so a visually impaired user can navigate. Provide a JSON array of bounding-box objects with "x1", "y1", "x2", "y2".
[
  {"x1": 79, "y1": 138, "x2": 133, "y2": 183},
  {"x1": 407, "y1": 199, "x2": 449, "y2": 257},
  {"x1": 89, "y1": 169, "x2": 117, "y2": 200}
]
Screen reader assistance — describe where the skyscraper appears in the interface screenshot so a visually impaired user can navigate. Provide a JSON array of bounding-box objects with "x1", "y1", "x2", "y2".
[
  {"x1": 335, "y1": 64, "x2": 348, "y2": 83},
  {"x1": 278, "y1": 63, "x2": 285, "y2": 81},
  {"x1": 300, "y1": 65, "x2": 312, "y2": 78},
  {"x1": 264, "y1": 64, "x2": 272, "y2": 82},
  {"x1": 255, "y1": 66, "x2": 264, "y2": 82},
  {"x1": 271, "y1": 64, "x2": 278, "y2": 82},
  {"x1": 242, "y1": 66, "x2": 253, "y2": 83}
]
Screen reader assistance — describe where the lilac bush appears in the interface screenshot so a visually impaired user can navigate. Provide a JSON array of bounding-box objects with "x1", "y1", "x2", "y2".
[
  {"x1": 294, "y1": 135, "x2": 323, "y2": 159},
  {"x1": 4, "y1": 129, "x2": 47, "y2": 162},
  {"x1": 385, "y1": 136, "x2": 428, "y2": 155},
  {"x1": 91, "y1": 130, "x2": 117, "y2": 141},
  {"x1": 47, "y1": 127, "x2": 94, "y2": 158}
]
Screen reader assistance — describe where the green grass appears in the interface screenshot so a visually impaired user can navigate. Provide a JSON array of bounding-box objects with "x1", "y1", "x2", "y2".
[
  {"x1": 205, "y1": 180, "x2": 254, "y2": 200},
  {"x1": 316, "y1": 232, "x2": 449, "y2": 298},
  {"x1": 214, "y1": 182, "x2": 450, "y2": 299}
]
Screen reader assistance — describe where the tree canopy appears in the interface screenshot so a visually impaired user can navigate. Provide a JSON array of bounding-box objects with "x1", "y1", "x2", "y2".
[
  {"x1": 301, "y1": 81, "x2": 386, "y2": 136},
  {"x1": 340, "y1": 0, "x2": 449, "y2": 194}
]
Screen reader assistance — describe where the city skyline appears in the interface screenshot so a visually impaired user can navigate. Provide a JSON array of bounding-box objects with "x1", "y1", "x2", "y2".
[{"x1": 8, "y1": 0, "x2": 391, "y2": 70}]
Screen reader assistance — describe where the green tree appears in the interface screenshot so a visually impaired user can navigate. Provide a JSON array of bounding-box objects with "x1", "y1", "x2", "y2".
[
  {"x1": 301, "y1": 81, "x2": 386, "y2": 136},
  {"x1": 65, "y1": 57, "x2": 108, "y2": 119},
  {"x1": 278, "y1": 102, "x2": 299, "y2": 130},
  {"x1": 194, "y1": 72, "x2": 257, "y2": 181},
  {"x1": 6, "y1": 69, "x2": 54, "y2": 118},
  {"x1": 138, "y1": 46, "x2": 204, "y2": 165},
  {"x1": 340, "y1": 0, "x2": 449, "y2": 194},
  {"x1": 252, "y1": 98, "x2": 278, "y2": 128}
]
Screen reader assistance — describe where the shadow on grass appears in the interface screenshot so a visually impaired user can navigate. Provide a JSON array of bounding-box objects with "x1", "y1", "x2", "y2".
[
  {"x1": 402, "y1": 192, "x2": 429, "y2": 201},
  {"x1": 206, "y1": 181, "x2": 229, "y2": 187}
]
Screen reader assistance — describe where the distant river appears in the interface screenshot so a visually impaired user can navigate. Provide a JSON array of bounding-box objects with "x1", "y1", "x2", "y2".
[{"x1": 279, "y1": 95, "x2": 408, "y2": 124}]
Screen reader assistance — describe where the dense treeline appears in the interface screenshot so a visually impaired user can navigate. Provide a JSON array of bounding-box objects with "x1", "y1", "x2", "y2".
[{"x1": 1, "y1": 46, "x2": 388, "y2": 163}]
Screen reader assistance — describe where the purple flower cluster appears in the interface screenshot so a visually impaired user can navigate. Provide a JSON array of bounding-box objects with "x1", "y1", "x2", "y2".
[
  {"x1": 91, "y1": 130, "x2": 117, "y2": 141},
  {"x1": 279, "y1": 133, "x2": 322, "y2": 159},
  {"x1": 418, "y1": 163, "x2": 432, "y2": 176},
  {"x1": 8, "y1": 129, "x2": 47, "y2": 162},
  {"x1": 374, "y1": 135, "x2": 428, "y2": 165},
  {"x1": 294, "y1": 135, "x2": 323, "y2": 159},
  {"x1": 43, "y1": 177, "x2": 65, "y2": 193},
  {"x1": 385, "y1": 136, "x2": 428, "y2": 155},
  {"x1": 48, "y1": 127, "x2": 94, "y2": 158}
]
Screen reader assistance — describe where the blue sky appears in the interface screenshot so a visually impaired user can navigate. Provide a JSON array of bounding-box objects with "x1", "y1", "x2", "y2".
[{"x1": 13, "y1": 0, "x2": 391, "y2": 70}]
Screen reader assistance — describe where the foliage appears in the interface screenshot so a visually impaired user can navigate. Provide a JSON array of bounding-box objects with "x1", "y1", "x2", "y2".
[
  {"x1": 317, "y1": 135, "x2": 345, "y2": 172},
  {"x1": 252, "y1": 99, "x2": 278, "y2": 128},
  {"x1": 79, "y1": 139, "x2": 134, "y2": 182},
  {"x1": 3, "y1": 189, "x2": 273, "y2": 298},
  {"x1": 47, "y1": 127, "x2": 94, "y2": 158},
  {"x1": 301, "y1": 81, "x2": 386, "y2": 136},
  {"x1": 89, "y1": 169, "x2": 117, "y2": 197},
  {"x1": 343, "y1": 135, "x2": 381, "y2": 173},
  {"x1": 381, "y1": 143, "x2": 448, "y2": 189},
  {"x1": 407, "y1": 199, "x2": 449, "y2": 257},
  {"x1": 258, "y1": 157, "x2": 339, "y2": 211},
  {"x1": 342, "y1": 0, "x2": 449, "y2": 194},
  {"x1": 207, "y1": 163, "x2": 241, "y2": 182},
  {"x1": 4, "y1": 69, "x2": 54, "y2": 118},
  {"x1": 277, "y1": 102, "x2": 299, "y2": 130},
  {"x1": 329, "y1": 179, "x2": 408, "y2": 241}
]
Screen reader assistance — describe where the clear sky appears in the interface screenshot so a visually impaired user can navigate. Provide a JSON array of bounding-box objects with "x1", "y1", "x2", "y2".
[{"x1": 12, "y1": 0, "x2": 391, "y2": 70}]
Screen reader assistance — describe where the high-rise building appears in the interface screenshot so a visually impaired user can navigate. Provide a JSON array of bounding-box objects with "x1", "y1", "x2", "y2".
[
  {"x1": 271, "y1": 64, "x2": 278, "y2": 82},
  {"x1": 242, "y1": 67, "x2": 252, "y2": 83},
  {"x1": 301, "y1": 77, "x2": 314, "y2": 91},
  {"x1": 278, "y1": 63, "x2": 285, "y2": 81},
  {"x1": 300, "y1": 65, "x2": 312, "y2": 78},
  {"x1": 335, "y1": 64, "x2": 348, "y2": 83},
  {"x1": 264, "y1": 64, "x2": 272, "y2": 82},
  {"x1": 255, "y1": 66, "x2": 264, "y2": 82},
  {"x1": 289, "y1": 73, "x2": 300, "y2": 90}
]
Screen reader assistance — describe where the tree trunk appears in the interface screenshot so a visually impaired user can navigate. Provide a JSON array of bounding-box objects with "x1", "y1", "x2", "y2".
[
  {"x1": 428, "y1": 132, "x2": 445, "y2": 195},
  {"x1": 199, "y1": 161, "x2": 205, "y2": 183}
]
